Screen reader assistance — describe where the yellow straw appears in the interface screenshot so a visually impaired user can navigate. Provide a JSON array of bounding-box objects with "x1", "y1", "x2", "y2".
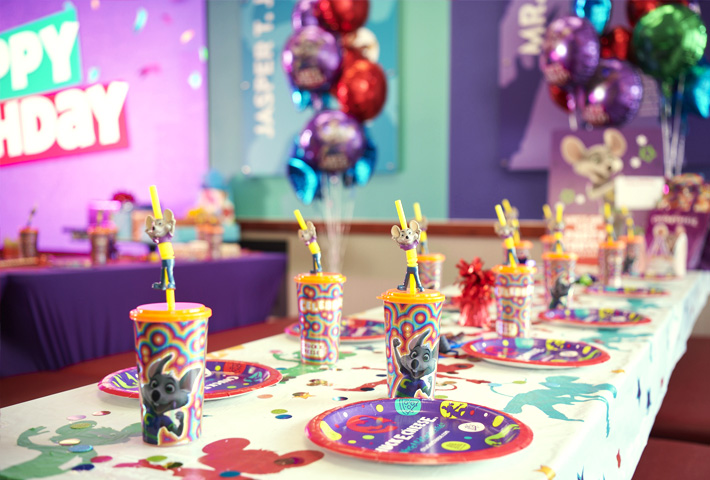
[
  {"x1": 554, "y1": 203, "x2": 564, "y2": 254},
  {"x1": 511, "y1": 219, "x2": 520, "y2": 244},
  {"x1": 148, "y1": 185, "x2": 174, "y2": 311},
  {"x1": 395, "y1": 200, "x2": 407, "y2": 230},
  {"x1": 293, "y1": 209, "x2": 308, "y2": 230},
  {"x1": 555, "y1": 203, "x2": 564, "y2": 223},
  {"x1": 495, "y1": 205, "x2": 517, "y2": 267},
  {"x1": 542, "y1": 204, "x2": 551, "y2": 221},
  {"x1": 603, "y1": 202, "x2": 611, "y2": 221},
  {"x1": 149, "y1": 185, "x2": 163, "y2": 220},
  {"x1": 413, "y1": 202, "x2": 422, "y2": 222},
  {"x1": 502, "y1": 199, "x2": 512, "y2": 215}
]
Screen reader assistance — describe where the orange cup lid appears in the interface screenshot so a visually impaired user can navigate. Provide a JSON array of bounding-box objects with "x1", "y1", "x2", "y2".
[
  {"x1": 294, "y1": 272, "x2": 346, "y2": 284},
  {"x1": 620, "y1": 235, "x2": 644, "y2": 244},
  {"x1": 542, "y1": 251, "x2": 578, "y2": 261},
  {"x1": 418, "y1": 253, "x2": 446, "y2": 262},
  {"x1": 492, "y1": 264, "x2": 537, "y2": 275},
  {"x1": 378, "y1": 288, "x2": 445, "y2": 304},
  {"x1": 600, "y1": 240, "x2": 626, "y2": 249},
  {"x1": 130, "y1": 302, "x2": 212, "y2": 323}
]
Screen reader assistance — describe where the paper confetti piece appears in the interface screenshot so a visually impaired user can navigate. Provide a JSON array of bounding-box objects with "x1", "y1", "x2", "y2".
[
  {"x1": 188, "y1": 71, "x2": 202, "y2": 89},
  {"x1": 535, "y1": 465, "x2": 556, "y2": 479},
  {"x1": 199, "y1": 46, "x2": 208, "y2": 62},
  {"x1": 180, "y1": 30, "x2": 195, "y2": 44},
  {"x1": 134, "y1": 8, "x2": 148, "y2": 33}
]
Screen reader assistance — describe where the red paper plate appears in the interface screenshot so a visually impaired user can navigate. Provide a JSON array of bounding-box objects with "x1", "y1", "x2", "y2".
[
  {"x1": 98, "y1": 360, "x2": 282, "y2": 400},
  {"x1": 462, "y1": 335, "x2": 610, "y2": 369},
  {"x1": 538, "y1": 308, "x2": 652, "y2": 328},
  {"x1": 306, "y1": 398, "x2": 533, "y2": 464}
]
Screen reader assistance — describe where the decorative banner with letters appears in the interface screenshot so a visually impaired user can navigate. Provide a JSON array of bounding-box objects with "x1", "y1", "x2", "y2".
[{"x1": 239, "y1": 0, "x2": 399, "y2": 177}]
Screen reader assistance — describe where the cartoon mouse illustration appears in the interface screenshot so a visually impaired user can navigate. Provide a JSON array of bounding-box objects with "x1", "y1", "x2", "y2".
[
  {"x1": 392, "y1": 220, "x2": 424, "y2": 292},
  {"x1": 141, "y1": 354, "x2": 201, "y2": 445},
  {"x1": 561, "y1": 128, "x2": 627, "y2": 203},
  {"x1": 392, "y1": 332, "x2": 439, "y2": 398},
  {"x1": 549, "y1": 274, "x2": 573, "y2": 310},
  {"x1": 298, "y1": 220, "x2": 322, "y2": 273},
  {"x1": 145, "y1": 209, "x2": 177, "y2": 290}
]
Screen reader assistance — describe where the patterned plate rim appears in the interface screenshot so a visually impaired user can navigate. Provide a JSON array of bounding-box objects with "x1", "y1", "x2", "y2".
[
  {"x1": 584, "y1": 286, "x2": 669, "y2": 297},
  {"x1": 305, "y1": 399, "x2": 533, "y2": 465},
  {"x1": 538, "y1": 309, "x2": 652, "y2": 328},
  {"x1": 98, "y1": 360, "x2": 282, "y2": 400},
  {"x1": 461, "y1": 335, "x2": 611, "y2": 367}
]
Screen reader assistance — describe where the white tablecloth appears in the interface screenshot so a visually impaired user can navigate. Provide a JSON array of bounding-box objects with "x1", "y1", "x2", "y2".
[{"x1": 1, "y1": 272, "x2": 708, "y2": 480}]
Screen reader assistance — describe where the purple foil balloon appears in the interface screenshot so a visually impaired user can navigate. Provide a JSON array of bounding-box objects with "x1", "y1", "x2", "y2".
[
  {"x1": 298, "y1": 110, "x2": 365, "y2": 173},
  {"x1": 540, "y1": 16, "x2": 600, "y2": 88},
  {"x1": 282, "y1": 25, "x2": 342, "y2": 92},
  {"x1": 292, "y1": 0, "x2": 320, "y2": 30},
  {"x1": 583, "y1": 58, "x2": 643, "y2": 127}
]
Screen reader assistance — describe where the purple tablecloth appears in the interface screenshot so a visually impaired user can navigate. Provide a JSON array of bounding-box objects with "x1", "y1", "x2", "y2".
[{"x1": 0, "y1": 253, "x2": 286, "y2": 377}]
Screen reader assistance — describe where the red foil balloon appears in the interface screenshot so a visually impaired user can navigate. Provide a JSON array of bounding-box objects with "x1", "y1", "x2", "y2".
[
  {"x1": 334, "y1": 58, "x2": 387, "y2": 122},
  {"x1": 600, "y1": 26, "x2": 633, "y2": 61},
  {"x1": 317, "y1": 0, "x2": 369, "y2": 34},
  {"x1": 627, "y1": 0, "x2": 690, "y2": 27},
  {"x1": 548, "y1": 84, "x2": 575, "y2": 112}
]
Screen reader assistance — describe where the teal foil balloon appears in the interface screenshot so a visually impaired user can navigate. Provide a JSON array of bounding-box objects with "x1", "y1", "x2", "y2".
[
  {"x1": 632, "y1": 4, "x2": 707, "y2": 82},
  {"x1": 684, "y1": 61, "x2": 710, "y2": 118},
  {"x1": 573, "y1": 0, "x2": 612, "y2": 35}
]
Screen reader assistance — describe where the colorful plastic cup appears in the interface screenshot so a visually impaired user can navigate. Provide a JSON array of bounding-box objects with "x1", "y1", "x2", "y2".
[
  {"x1": 492, "y1": 264, "x2": 536, "y2": 337},
  {"x1": 379, "y1": 289, "x2": 444, "y2": 399},
  {"x1": 294, "y1": 273, "x2": 346, "y2": 366},
  {"x1": 130, "y1": 302, "x2": 211, "y2": 446},
  {"x1": 598, "y1": 240, "x2": 626, "y2": 287},
  {"x1": 542, "y1": 251, "x2": 577, "y2": 310},
  {"x1": 620, "y1": 235, "x2": 645, "y2": 276},
  {"x1": 540, "y1": 234, "x2": 555, "y2": 256},
  {"x1": 88, "y1": 225, "x2": 115, "y2": 265},
  {"x1": 502, "y1": 240, "x2": 533, "y2": 264},
  {"x1": 19, "y1": 227, "x2": 38, "y2": 258},
  {"x1": 417, "y1": 253, "x2": 446, "y2": 290}
]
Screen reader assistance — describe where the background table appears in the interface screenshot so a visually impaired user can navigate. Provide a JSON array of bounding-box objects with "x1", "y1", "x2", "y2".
[
  {"x1": 0, "y1": 253, "x2": 286, "y2": 377},
  {"x1": 0, "y1": 272, "x2": 707, "y2": 480}
]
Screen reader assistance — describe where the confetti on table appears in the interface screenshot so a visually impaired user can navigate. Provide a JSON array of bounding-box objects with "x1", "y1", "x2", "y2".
[
  {"x1": 134, "y1": 8, "x2": 148, "y2": 33},
  {"x1": 146, "y1": 455, "x2": 167, "y2": 462},
  {"x1": 90, "y1": 456, "x2": 112, "y2": 463},
  {"x1": 292, "y1": 392, "x2": 313, "y2": 399},
  {"x1": 257, "y1": 394, "x2": 273, "y2": 399},
  {"x1": 180, "y1": 29, "x2": 194, "y2": 44},
  {"x1": 535, "y1": 465, "x2": 556, "y2": 479},
  {"x1": 92, "y1": 410, "x2": 110, "y2": 416},
  {"x1": 72, "y1": 464, "x2": 94, "y2": 471}
]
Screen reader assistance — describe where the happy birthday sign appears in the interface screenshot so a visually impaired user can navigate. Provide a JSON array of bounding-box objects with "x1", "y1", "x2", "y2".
[{"x1": 0, "y1": 6, "x2": 129, "y2": 167}]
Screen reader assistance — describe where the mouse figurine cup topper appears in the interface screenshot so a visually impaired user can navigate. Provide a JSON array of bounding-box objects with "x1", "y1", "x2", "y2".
[
  {"x1": 145, "y1": 209, "x2": 177, "y2": 290},
  {"x1": 392, "y1": 218, "x2": 424, "y2": 292},
  {"x1": 294, "y1": 210, "x2": 322, "y2": 274}
]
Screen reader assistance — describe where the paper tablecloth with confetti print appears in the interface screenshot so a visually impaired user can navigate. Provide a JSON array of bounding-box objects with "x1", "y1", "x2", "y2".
[{"x1": 0, "y1": 272, "x2": 708, "y2": 480}]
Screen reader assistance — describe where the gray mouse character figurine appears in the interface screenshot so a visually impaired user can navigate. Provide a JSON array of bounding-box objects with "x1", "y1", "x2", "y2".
[
  {"x1": 298, "y1": 220, "x2": 322, "y2": 273},
  {"x1": 561, "y1": 128, "x2": 627, "y2": 203},
  {"x1": 145, "y1": 209, "x2": 176, "y2": 290},
  {"x1": 140, "y1": 354, "x2": 200, "y2": 445},
  {"x1": 392, "y1": 220, "x2": 424, "y2": 292},
  {"x1": 392, "y1": 332, "x2": 439, "y2": 397}
]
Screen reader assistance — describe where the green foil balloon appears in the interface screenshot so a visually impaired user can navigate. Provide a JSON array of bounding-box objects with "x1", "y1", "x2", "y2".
[{"x1": 632, "y1": 4, "x2": 707, "y2": 82}]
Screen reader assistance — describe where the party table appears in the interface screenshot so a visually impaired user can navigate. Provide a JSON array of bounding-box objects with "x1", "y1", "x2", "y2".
[
  {"x1": 0, "y1": 253, "x2": 287, "y2": 377},
  {"x1": 0, "y1": 272, "x2": 708, "y2": 480}
]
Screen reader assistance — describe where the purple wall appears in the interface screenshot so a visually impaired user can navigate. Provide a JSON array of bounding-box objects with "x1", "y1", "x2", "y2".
[
  {"x1": 0, "y1": 0, "x2": 207, "y2": 251},
  {"x1": 450, "y1": 0, "x2": 710, "y2": 220}
]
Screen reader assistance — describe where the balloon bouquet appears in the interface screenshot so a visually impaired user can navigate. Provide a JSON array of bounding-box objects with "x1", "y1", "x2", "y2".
[
  {"x1": 541, "y1": 0, "x2": 708, "y2": 179},
  {"x1": 282, "y1": 0, "x2": 387, "y2": 272}
]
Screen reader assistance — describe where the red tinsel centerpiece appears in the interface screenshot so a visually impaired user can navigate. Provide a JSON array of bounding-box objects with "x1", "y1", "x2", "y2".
[{"x1": 452, "y1": 257, "x2": 495, "y2": 327}]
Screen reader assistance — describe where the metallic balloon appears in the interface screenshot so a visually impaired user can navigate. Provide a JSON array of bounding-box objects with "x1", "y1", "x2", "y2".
[
  {"x1": 540, "y1": 16, "x2": 600, "y2": 88},
  {"x1": 632, "y1": 4, "x2": 707, "y2": 82},
  {"x1": 627, "y1": 1, "x2": 697, "y2": 27},
  {"x1": 548, "y1": 84, "x2": 576, "y2": 112},
  {"x1": 317, "y1": 0, "x2": 369, "y2": 34},
  {"x1": 282, "y1": 26, "x2": 342, "y2": 92},
  {"x1": 298, "y1": 110, "x2": 366, "y2": 173},
  {"x1": 683, "y1": 61, "x2": 710, "y2": 118},
  {"x1": 292, "y1": 0, "x2": 320, "y2": 30},
  {"x1": 334, "y1": 58, "x2": 387, "y2": 122},
  {"x1": 600, "y1": 26, "x2": 633, "y2": 62},
  {"x1": 583, "y1": 59, "x2": 644, "y2": 127},
  {"x1": 572, "y1": 0, "x2": 612, "y2": 34}
]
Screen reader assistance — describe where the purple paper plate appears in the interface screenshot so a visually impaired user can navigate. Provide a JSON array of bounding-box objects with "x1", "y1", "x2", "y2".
[
  {"x1": 285, "y1": 317, "x2": 385, "y2": 343},
  {"x1": 462, "y1": 335, "x2": 610, "y2": 369},
  {"x1": 538, "y1": 308, "x2": 652, "y2": 328},
  {"x1": 306, "y1": 398, "x2": 533, "y2": 464},
  {"x1": 98, "y1": 360, "x2": 282, "y2": 400},
  {"x1": 584, "y1": 285, "x2": 668, "y2": 297}
]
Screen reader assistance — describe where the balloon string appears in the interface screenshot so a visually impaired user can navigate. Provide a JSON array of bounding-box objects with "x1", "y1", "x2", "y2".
[
  {"x1": 670, "y1": 73, "x2": 686, "y2": 176},
  {"x1": 573, "y1": 85, "x2": 585, "y2": 131},
  {"x1": 659, "y1": 84, "x2": 672, "y2": 178},
  {"x1": 676, "y1": 116, "x2": 688, "y2": 177}
]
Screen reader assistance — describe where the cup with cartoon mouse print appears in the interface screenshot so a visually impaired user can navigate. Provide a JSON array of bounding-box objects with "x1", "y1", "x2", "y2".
[
  {"x1": 131, "y1": 302, "x2": 211, "y2": 446},
  {"x1": 493, "y1": 264, "x2": 536, "y2": 337},
  {"x1": 379, "y1": 288, "x2": 444, "y2": 400}
]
